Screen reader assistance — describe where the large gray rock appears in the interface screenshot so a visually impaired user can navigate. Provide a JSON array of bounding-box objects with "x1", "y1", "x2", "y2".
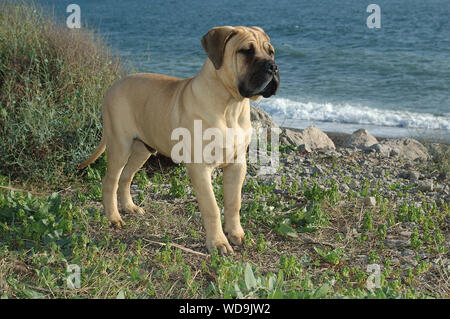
[
  {"x1": 344, "y1": 129, "x2": 378, "y2": 149},
  {"x1": 282, "y1": 129, "x2": 304, "y2": 146},
  {"x1": 365, "y1": 138, "x2": 430, "y2": 161},
  {"x1": 380, "y1": 138, "x2": 430, "y2": 161},
  {"x1": 282, "y1": 126, "x2": 335, "y2": 150},
  {"x1": 249, "y1": 107, "x2": 335, "y2": 151},
  {"x1": 250, "y1": 106, "x2": 279, "y2": 129},
  {"x1": 365, "y1": 143, "x2": 391, "y2": 157}
]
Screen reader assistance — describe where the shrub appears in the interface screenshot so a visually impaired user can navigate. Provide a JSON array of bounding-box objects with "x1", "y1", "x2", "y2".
[{"x1": 0, "y1": 1, "x2": 123, "y2": 185}]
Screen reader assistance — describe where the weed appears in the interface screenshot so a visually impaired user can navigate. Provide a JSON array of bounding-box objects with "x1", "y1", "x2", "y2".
[{"x1": 0, "y1": 1, "x2": 122, "y2": 185}]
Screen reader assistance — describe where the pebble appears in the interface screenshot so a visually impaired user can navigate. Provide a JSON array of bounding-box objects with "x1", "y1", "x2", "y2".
[
  {"x1": 385, "y1": 239, "x2": 409, "y2": 248},
  {"x1": 390, "y1": 148, "x2": 399, "y2": 157},
  {"x1": 417, "y1": 180, "x2": 433, "y2": 192},
  {"x1": 418, "y1": 252, "x2": 429, "y2": 260},
  {"x1": 356, "y1": 255, "x2": 368, "y2": 263},
  {"x1": 390, "y1": 258, "x2": 400, "y2": 265},
  {"x1": 286, "y1": 155, "x2": 295, "y2": 164},
  {"x1": 401, "y1": 249, "x2": 415, "y2": 257},
  {"x1": 437, "y1": 172, "x2": 449, "y2": 182},
  {"x1": 363, "y1": 196, "x2": 376, "y2": 207},
  {"x1": 349, "y1": 180, "x2": 360, "y2": 189},
  {"x1": 401, "y1": 257, "x2": 418, "y2": 267},
  {"x1": 407, "y1": 171, "x2": 420, "y2": 182},
  {"x1": 434, "y1": 183, "x2": 444, "y2": 193},
  {"x1": 399, "y1": 230, "x2": 412, "y2": 237}
]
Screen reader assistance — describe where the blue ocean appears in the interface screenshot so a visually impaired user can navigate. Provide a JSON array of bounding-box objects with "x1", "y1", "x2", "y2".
[{"x1": 37, "y1": 0, "x2": 450, "y2": 141}]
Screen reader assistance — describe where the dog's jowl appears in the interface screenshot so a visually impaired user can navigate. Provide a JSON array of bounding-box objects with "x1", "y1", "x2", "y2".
[{"x1": 79, "y1": 26, "x2": 280, "y2": 254}]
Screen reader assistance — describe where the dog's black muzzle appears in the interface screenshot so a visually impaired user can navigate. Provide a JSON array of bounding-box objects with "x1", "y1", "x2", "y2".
[{"x1": 238, "y1": 59, "x2": 280, "y2": 98}]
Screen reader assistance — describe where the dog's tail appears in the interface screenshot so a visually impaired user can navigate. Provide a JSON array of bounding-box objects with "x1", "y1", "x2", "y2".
[{"x1": 78, "y1": 136, "x2": 106, "y2": 169}]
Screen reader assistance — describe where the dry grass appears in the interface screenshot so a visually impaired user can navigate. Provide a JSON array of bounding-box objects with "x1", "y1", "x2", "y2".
[{"x1": 0, "y1": 1, "x2": 123, "y2": 185}]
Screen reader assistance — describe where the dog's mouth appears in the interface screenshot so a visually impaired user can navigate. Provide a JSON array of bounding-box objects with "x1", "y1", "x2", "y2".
[
  {"x1": 259, "y1": 73, "x2": 279, "y2": 98},
  {"x1": 238, "y1": 64, "x2": 280, "y2": 99},
  {"x1": 252, "y1": 77, "x2": 273, "y2": 95}
]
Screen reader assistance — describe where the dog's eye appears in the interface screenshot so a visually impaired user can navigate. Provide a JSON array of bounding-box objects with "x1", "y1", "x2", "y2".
[{"x1": 239, "y1": 45, "x2": 254, "y2": 55}]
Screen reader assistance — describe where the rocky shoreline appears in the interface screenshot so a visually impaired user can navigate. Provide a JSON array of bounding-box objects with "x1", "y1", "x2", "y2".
[
  {"x1": 250, "y1": 106, "x2": 449, "y2": 199},
  {"x1": 289, "y1": 129, "x2": 449, "y2": 148},
  {"x1": 243, "y1": 106, "x2": 450, "y2": 284}
]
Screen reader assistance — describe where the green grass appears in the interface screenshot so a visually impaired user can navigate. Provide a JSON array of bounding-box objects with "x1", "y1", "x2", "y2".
[{"x1": 1, "y1": 152, "x2": 448, "y2": 298}]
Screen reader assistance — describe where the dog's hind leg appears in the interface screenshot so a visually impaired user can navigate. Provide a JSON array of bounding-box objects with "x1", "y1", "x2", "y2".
[
  {"x1": 118, "y1": 139, "x2": 151, "y2": 215},
  {"x1": 102, "y1": 136, "x2": 133, "y2": 228}
]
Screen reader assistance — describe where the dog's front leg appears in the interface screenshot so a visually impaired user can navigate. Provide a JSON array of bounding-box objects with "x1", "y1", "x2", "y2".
[
  {"x1": 186, "y1": 163, "x2": 233, "y2": 254},
  {"x1": 223, "y1": 162, "x2": 246, "y2": 246}
]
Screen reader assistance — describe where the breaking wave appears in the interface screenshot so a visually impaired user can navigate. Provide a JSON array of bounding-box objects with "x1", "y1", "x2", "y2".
[{"x1": 256, "y1": 98, "x2": 450, "y2": 131}]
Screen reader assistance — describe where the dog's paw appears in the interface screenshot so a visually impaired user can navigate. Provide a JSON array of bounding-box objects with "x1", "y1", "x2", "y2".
[
  {"x1": 110, "y1": 217, "x2": 126, "y2": 228},
  {"x1": 206, "y1": 233, "x2": 234, "y2": 255},
  {"x1": 224, "y1": 225, "x2": 245, "y2": 246},
  {"x1": 124, "y1": 204, "x2": 145, "y2": 215},
  {"x1": 226, "y1": 231, "x2": 245, "y2": 246}
]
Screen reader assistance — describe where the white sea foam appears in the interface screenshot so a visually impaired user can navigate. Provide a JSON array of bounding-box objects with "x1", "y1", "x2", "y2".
[{"x1": 255, "y1": 98, "x2": 450, "y2": 131}]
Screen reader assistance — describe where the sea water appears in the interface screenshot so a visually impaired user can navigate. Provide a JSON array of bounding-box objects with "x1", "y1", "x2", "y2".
[{"x1": 38, "y1": 0, "x2": 450, "y2": 141}]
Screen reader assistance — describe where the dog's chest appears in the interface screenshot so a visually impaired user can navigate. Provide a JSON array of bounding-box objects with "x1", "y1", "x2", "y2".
[{"x1": 219, "y1": 102, "x2": 252, "y2": 163}]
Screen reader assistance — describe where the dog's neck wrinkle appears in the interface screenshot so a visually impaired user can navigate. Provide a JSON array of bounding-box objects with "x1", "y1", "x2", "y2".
[
  {"x1": 188, "y1": 60, "x2": 249, "y2": 128},
  {"x1": 192, "y1": 60, "x2": 243, "y2": 106}
]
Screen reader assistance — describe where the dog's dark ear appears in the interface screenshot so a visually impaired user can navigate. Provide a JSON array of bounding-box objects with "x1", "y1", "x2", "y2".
[{"x1": 201, "y1": 26, "x2": 236, "y2": 70}]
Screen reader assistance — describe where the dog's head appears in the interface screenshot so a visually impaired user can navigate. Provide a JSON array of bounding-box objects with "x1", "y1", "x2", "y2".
[{"x1": 201, "y1": 26, "x2": 280, "y2": 100}]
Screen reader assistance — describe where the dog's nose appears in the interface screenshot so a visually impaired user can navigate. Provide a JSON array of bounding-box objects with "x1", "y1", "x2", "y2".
[{"x1": 264, "y1": 60, "x2": 278, "y2": 75}]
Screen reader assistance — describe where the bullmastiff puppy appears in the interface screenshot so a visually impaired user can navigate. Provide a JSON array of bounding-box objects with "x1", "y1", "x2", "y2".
[{"x1": 78, "y1": 26, "x2": 280, "y2": 254}]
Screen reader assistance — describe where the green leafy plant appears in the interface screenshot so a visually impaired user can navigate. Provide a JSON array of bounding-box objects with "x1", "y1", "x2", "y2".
[{"x1": 314, "y1": 247, "x2": 344, "y2": 265}]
